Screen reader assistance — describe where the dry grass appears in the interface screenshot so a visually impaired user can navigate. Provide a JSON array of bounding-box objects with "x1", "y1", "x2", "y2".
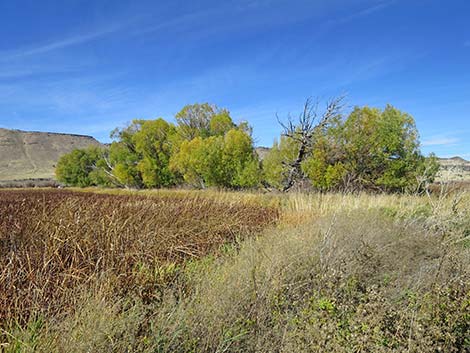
[
  {"x1": 1, "y1": 188, "x2": 469, "y2": 352},
  {"x1": 0, "y1": 179, "x2": 60, "y2": 188},
  {"x1": 0, "y1": 189, "x2": 278, "y2": 328},
  {"x1": 131, "y1": 208, "x2": 468, "y2": 352}
]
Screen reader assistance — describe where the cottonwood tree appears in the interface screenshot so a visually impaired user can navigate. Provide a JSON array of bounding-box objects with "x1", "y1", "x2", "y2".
[
  {"x1": 339, "y1": 105, "x2": 434, "y2": 192},
  {"x1": 276, "y1": 96, "x2": 345, "y2": 191},
  {"x1": 133, "y1": 119, "x2": 178, "y2": 188},
  {"x1": 55, "y1": 146, "x2": 104, "y2": 187},
  {"x1": 175, "y1": 103, "x2": 235, "y2": 140},
  {"x1": 301, "y1": 105, "x2": 439, "y2": 192},
  {"x1": 170, "y1": 127, "x2": 260, "y2": 189}
]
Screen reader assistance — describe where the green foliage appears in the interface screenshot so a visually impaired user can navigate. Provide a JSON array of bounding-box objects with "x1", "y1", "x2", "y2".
[
  {"x1": 170, "y1": 136, "x2": 223, "y2": 188},
  {"x1": 170, "y1": 105, "x2": 260, "y2": 189},
  {"x1": 107, "y1": 141, "x2": 142, "y2": 188},
  {"x1": 108, "y1": 120, "x2": 145, "y2": 188},
  {"x1": 301, "y1": 117, "x2": 346, "y2": 190},
  {"x1": 416, "y1": 152, "x2": 440, "y2": 188},
  {"x1": 302, "y1": 157, "x2": 346, "y2": 190},
  {"x1": 55, "y1": 102, "x2": 438, "y2": 192},
  {"x1": 170, "y1": 128, "x2": 260, "y2": 188},
  {"x1": 56, "y1": 146, "x2": 106, "y2": 187},
  {"x1": 174, "y1": 102, "x2": 239, "y2": 139},
  {"x1": 262, "y1": 137, "x2": 300, "y2": 189},
  {"x1": 341, "y1": 105, "x2": 424, "y2": 191},
  {"x1": 175, "y1": 103, "x2": 217, "y2": 140},
  {"x1": 267, "y1": 104, "x2": 438, "y2": 192},
  {"x1": 133, "y1": 119, "x2": 178, "y2": 188},
  {"x1": 222, "y1": 129, "x2": 260, "y2": 188},
  {"x1": 210, "y1": 111, "x2": 236, "y2": 136},
  {"x1": 105, "y1": 119, "x2": 180, "y2": 188}
]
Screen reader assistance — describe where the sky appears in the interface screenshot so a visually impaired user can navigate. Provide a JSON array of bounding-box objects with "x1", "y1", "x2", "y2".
[{"x1": 0, "y1": 0, "x2": 469, "y2": 158}]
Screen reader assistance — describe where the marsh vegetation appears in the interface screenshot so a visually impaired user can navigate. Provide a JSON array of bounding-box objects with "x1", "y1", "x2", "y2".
[{"x1": 1, "y1": 188, "x2": 468, "y2": 352}]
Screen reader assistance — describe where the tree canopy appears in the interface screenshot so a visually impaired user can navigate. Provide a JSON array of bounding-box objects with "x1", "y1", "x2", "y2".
[
  {"x1": 170, "y1": 119, "x2": 260, "y2": 189},
  {"x1": 56, "y1": 100, "x2": 438, "y2": 192},
  {"x1": 265, "y1": 103, "x2": 438, "y2": 192},
  {"x1": 55, "y1": 146, "x2": 107, "y2": 187},
  {"x1": 57, "y1": 103, "x2": 261, "y2": 189}
]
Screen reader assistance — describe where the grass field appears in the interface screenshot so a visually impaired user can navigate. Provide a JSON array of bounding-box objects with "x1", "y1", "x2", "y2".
[
  {"x1": 0, "y1": 191, "x2": 278, "y2": 326},
  {"x1": 1, "y1": 188, "x2": 469, "y2": 352}
]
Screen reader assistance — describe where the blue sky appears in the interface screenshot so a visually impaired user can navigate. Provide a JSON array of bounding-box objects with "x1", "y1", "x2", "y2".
[{"x1": 0, "y1": 0, "x2": 469, "y2": 157}]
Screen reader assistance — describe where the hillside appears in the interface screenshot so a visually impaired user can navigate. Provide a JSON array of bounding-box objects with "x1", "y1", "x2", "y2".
[
  {"x1": 0, "y1": 128, "x2": 102, "y2": 181},
  {"x1": 254, "y1": 146, "x2": 270, "y2": 161},
  {"x1": 436, "y1": 156, "x2": 470, "y2": 182}
]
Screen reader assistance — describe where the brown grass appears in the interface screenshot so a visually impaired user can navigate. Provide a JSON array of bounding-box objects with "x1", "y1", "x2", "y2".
[
  {"x1": 0, "y1": 189, "x2": 279, "y2": 327},
  {"x1": 1, "y1": 189, "x2": 469, "y2": 352}
]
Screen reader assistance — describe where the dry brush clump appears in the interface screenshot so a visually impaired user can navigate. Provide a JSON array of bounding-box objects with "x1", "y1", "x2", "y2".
[
  {"x1": 0, "y1": 189, "x2": 279, "y2": 329},
  {"x1": 133, "y1": 209, "x2": 469, "y2": 352}
]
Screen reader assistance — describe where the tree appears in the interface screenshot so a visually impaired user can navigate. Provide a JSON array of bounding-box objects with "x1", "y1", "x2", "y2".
[
  {"x1": 265, "y1": 101, "x2": 436, "y2": 192},
  {"x1": 222, "y1": 128, "x2": 260, "y2": 188},
  {"x1": 103, "y1": 119, "x2": 180, "y2": 189},
  {"x1": 175, "y1": 103, "x2": 214, "y2": 139},
  {"x1": 302, "y1": 105, "x2": 437, "y2": 192},
  {"x1": 175, "y1": 103, "x2": 238, "y2": 140},
  {"x1": 133, "y1": 119, "x2": 178, "y2": 188},
  {"x1": 274, "y1": 97, "x2": 345, "y2": 191},
  {"x1": 170, "y1": 136, "x2": 224, "y2": 188},
  {"x1": 170, "y1": 127, "x2": 260, "y2": 189},
  {"x1": 106, "y1": 120, "x2": 145, "y2": 188},
  {"x1": 209, "y1": 111, "x2": 236, "y2": 136},
  {"x1": 262, "y1": 136, "x2": 300, "y2": 190},
  {"x1": 55, "y1": 100, "x2": 435, "y2": 193},
  {"x1": 301, "y1": 116, "x2": 346, "y2": 190},
  {"x1": 107, "y1": 141, "x2": 142, "y2": 189},
  {"x1": 56, "y1": 146, "x2": 106, "y2": 187},
  {"x1": 340, "y1": 105, "x2": 426, "y2": 191}
]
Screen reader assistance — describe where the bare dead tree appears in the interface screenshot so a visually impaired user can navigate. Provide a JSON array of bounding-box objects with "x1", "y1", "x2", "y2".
[{"x1": 278, "y1": 96, "x2": 345, "y2": 192}]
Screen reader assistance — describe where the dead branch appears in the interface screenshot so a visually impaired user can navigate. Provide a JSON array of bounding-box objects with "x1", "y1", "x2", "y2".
[{"x1": 279, "y1": 96, "x2": 345, "y2": 192}]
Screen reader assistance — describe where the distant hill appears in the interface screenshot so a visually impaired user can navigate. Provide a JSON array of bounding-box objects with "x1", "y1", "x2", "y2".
[
  {"x1": 0, "y1": 128, "x2": 102, "y2": 182},
  {"x1": 436, "y1": 156, "x2": 470, "y2": 182},
  {"x1": 254, "y1": 147, "x2": 270, "y2": 161}
]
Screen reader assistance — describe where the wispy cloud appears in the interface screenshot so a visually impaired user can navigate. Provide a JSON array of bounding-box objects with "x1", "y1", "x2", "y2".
[
  {"x1": 0, "y1": 68, "x2": 48, "y2": 80},
  {"x1": 327, "y1": 0, "x2": 395, "y2": 26},
  {"x1": 0, "y1": 72, "x2": 148, "y2": 141},
  {"x1": 0, "y1": 72, "x2": 130, "y2": 114},
  {"x1": 135, "y1": 1, "x2": 394, "y2": 44},
  {"x1": 422, "y1": 136, "x2": 460, "y2": 147},
  {"x1": 1, "y1": 21, "x2": 135, "y2": 62},
  {"x1": 0, "y1": 63, "x2": 88, "y2": 80},
  {"x1": 134, "y1": 8, "x2": 221, "y2": 36}
]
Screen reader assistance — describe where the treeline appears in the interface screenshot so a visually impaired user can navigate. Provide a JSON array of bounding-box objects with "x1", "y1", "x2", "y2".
[
  {"x1": 56, "y1": 104, "x2": 260, "y2": 189},
  {"x1": 56, "y1": 100, "x2": 439, "y2": 192}
]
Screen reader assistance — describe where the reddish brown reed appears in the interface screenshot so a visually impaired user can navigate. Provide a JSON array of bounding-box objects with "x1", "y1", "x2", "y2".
[{"x1": 0, "y1": 189, "x2": 278, "y2": 326}]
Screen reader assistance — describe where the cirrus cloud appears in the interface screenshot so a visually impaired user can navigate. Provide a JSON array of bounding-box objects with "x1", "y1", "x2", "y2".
[{"x1": 422, "y1": 136, "x2": 459, "y2": 147}]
